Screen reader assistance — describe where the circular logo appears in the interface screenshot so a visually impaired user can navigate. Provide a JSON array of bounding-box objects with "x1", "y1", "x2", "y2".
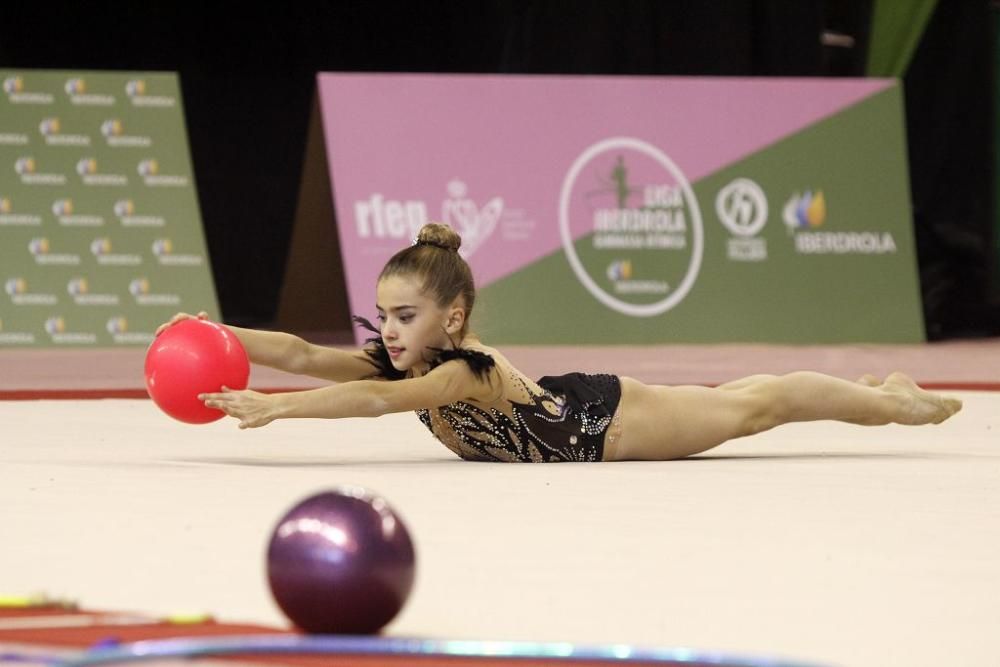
[
  {"x1": 559, "y1": 137, "x2": 703, "y2": 317},
  {"x1": 716, "y1": 178, "x2": 768, "y2": 237}
]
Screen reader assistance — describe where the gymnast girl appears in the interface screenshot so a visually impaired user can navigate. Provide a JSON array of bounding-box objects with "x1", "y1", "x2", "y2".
[{"x1": 157, "y1": 223, "x2": 962, "y2": 462}]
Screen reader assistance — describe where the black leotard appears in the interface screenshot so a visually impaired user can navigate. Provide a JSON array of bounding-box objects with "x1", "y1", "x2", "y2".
[{"x1": 354, "y1": 317, "x2": 622, "y2": 463}]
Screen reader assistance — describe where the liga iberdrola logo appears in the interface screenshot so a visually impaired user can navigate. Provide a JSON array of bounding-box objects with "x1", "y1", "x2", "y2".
[{"x1": 559, "y1": 137, "x2": 703, "y2": 317}]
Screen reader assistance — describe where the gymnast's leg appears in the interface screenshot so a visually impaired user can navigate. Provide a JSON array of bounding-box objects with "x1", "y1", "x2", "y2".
[{"x1": 608, "y1": 372, "x2": 962, "y2": 461}]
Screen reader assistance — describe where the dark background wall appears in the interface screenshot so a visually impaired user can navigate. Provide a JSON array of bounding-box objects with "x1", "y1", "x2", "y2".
[{"x1": 2, "y1": 1, "x2": 995, "y2": 339}]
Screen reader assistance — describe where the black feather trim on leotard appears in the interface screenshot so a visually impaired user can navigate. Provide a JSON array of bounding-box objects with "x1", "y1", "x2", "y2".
[
  {"x1": 427, "y1": 346, "x2": 496, "y2": 382},
  {"x1": 352, "y1": 315, "x2": 495, "y2": 382}
]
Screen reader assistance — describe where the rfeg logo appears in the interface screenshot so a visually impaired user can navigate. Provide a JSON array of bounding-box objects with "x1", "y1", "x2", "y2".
[
  {"x1": 559, "y1": 137, "x2": 703, "y2": 317},
  {"x1": 353, "y1": 180, "x2": 502, "y2": 259}
]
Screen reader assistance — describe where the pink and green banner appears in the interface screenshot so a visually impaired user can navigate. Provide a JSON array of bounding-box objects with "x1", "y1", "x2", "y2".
[{"x1": 318, "y1": 73, "x2": 923, "y2": 344}]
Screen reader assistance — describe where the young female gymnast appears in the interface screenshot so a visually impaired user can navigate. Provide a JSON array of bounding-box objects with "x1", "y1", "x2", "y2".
[{"x1": 158, "y1": 223, "x2": 962, "y2": 463}]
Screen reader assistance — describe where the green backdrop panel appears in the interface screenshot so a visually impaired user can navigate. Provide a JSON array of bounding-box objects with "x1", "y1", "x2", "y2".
[
  {"x1": 1, "y1": 70, "x2": 217, "y2": 347},
  {"x1": 478, "y1": 86, "x2": 922, "y2": 344}
]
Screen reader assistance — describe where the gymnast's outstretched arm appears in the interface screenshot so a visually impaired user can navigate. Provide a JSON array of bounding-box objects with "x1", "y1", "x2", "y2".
[
  {"x1": 156, "y1": 312, "x2": 377, "y2": 383},
  {"x1": 200, "y1": 359, "x2": 490, "y2": 429}
]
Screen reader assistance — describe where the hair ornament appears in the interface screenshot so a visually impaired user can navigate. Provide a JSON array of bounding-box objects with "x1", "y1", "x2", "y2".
[{"x1": 412, "y1": 238, "x2": 457, "y2": 252}]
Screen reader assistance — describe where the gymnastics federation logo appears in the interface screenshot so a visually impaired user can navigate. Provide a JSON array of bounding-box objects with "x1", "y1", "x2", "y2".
[
  {"x1": 353, "y1": 181, "x2": 507, "y2": 259},
  {"x1": 4, "y1": 77, "x2": 23, "y2": 94},
  {"x1": 559, "y1": 137, "x2": 703, "y2": 317},
  {"x1": 52, "y1": 199, "x2": 73, "y2": 216},
  {"x1": 783, "y1": 190, "x2": 826, "y2": 230},
  {"x1": 0, "y1": 197, "x2": 11, "y2": 214},
  {"x1": 440, "y1": 180, "x2": 503, "y2": 258}
]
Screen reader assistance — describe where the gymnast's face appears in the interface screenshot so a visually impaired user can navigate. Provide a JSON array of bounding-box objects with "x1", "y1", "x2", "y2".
[{"x1": 376, "y1": 274, "x2": 464, "y2": 373}]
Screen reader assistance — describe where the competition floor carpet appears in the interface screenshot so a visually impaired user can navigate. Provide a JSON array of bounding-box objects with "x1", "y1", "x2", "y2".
[{"x1": 2, "y1": 341, "x2": 998, "y2": 666}]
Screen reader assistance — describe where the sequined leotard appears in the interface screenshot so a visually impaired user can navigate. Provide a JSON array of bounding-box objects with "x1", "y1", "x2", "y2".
[{"x1": 355, "y1": 318, "x2": 622, "y2": 463}]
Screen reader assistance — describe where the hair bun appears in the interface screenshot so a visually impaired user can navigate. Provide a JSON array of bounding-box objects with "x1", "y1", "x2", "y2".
[{"x1": 415, "y1": 223, "x2": 462, "y2": 252}]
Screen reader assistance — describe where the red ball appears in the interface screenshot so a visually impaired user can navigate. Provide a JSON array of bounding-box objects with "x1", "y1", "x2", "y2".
[{"x1": 144, "y1": 319, "x2": 249, "y2": 424}]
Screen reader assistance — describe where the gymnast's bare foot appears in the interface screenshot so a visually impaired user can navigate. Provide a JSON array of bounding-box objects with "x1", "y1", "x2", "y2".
[
  {"x1": 882, "y1": 372, "x2": 962, "y2": 425},
  {"x1": 857, "y1": 374, "x2": 882, "y2": 387}
]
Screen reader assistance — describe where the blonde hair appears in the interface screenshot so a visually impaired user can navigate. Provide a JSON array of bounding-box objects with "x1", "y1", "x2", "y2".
[{"x1": 379, "y1": 223, "x2": 476, "y2": 335}]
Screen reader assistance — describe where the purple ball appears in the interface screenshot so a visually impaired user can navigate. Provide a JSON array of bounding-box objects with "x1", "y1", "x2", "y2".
[{"x1": 266, "y1": 488, "x2": 416, "y2": 634}]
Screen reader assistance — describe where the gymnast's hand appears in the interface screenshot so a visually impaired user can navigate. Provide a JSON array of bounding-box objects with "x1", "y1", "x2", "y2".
[
  {"x1": 200, "y1": 386, "x2": 277, "y2": 429},
  {"x1": 155, "y1": 311, "x2": 209, "y2": 337}
]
